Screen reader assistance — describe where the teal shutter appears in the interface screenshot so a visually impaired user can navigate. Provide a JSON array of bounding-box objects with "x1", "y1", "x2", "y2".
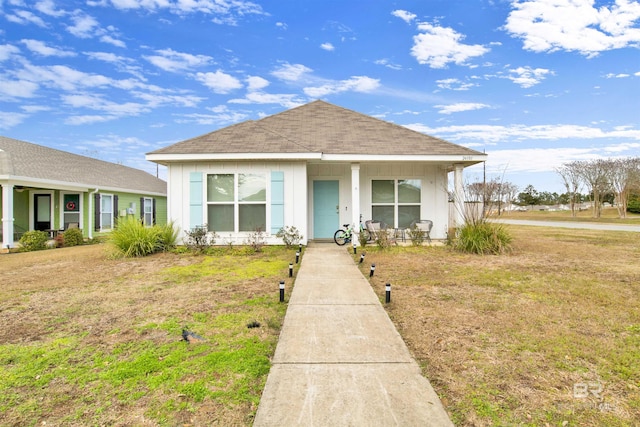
[
  {"x1": 271, "y1": 171, "x2": 284, "y2": 234},
  {"x1": 190, "y1": 172, "x2": 204, "y2": 229}
]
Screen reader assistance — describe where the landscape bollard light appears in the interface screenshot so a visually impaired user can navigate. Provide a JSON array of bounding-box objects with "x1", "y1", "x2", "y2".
[
  {"x1": 295, "y1": 251, "x2": 300, "y2": 263},
  {"x1": 359, "y1": 253, "x2": 365, "y2": 264},
  {"x1": 279, "y1": 280, "x2": 285, "y2": 302},
  {"x1": 353, "y1": 242, "x2": 357, "y2": 254},
  {"x1": 370, "y1": 264, "x2": 376, "y2": 277},
  {"x1": 385, "y1": 283, "x2": 391, "y2": 304},
  {"x1": 299, "y1": 243, "x2": 302, "y2": 252},
  {"x1": 289, "y1": 263, "x2": 293, "y2": 277}
]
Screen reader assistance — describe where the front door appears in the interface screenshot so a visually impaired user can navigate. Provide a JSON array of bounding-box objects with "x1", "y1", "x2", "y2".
[
  {"x1": 34, "y1": 194, "x2": 52, "y2": 231},
  {"x1": 313, "y1": 180, "x2": 339, "y2": 239}
]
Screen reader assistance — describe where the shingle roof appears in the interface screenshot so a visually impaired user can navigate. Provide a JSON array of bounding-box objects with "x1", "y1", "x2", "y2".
[
  {"x1": 148, "y1": 100, "x2": 483, "y2": 157},
  {"x1": 0, "y1": 136, "x2": 166, "y2": 195}
]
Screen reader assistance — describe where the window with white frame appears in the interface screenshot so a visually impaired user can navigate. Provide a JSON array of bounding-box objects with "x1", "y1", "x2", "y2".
[
  {"x1": 143, "y1": 197, "x2": 153, "y2": 226},
  {"x1": 206, "y1": 173, "x2": 266, "y2": 232},
  {"x1": 100, "y1": 194, "x2": 113, "y2": 230},
  {"x1": 371, "y1": 179, "x2": 421, "y2": 228},
  {"x1": 63, "y1": 193, "x2": 80, "y2": 229}
]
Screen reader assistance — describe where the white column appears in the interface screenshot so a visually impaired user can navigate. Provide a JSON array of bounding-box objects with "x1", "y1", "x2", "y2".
[
  {"x1": 454, "y1": 164, "x2": 465, "y2": 228},
  {"x1": 351, "y1": 163, "x2": 361, "y2": 241},
  {"x1": 2, "y1": 184, "x2": 15, "y2": 249}
]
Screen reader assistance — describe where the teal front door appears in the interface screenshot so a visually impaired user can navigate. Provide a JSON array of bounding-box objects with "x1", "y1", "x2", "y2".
[{"x1": 313, "y1": 180, "x2": 339, "y2": 239}]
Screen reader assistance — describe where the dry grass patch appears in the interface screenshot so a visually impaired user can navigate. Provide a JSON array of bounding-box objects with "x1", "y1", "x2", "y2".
[
  {"x1": 0, "y1": 244, "x2": 296, "y2": 426},
  {"x1": 357, "y1": 226, "x2": 640, "y2": 426}
]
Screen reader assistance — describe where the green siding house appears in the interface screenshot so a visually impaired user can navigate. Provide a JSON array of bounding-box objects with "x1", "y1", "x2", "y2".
[{"x1": 1, "y1": 136, "x2": 167, "y2": 251}]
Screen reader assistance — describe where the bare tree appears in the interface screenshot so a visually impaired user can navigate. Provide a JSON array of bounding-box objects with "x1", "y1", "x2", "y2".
[
  {"x1": 609, "y1": 157, "x2": 640, "y2": 218},
  {"x1": 577, "y1": 159, "x2": 611, "y2": 218},
  {"x1": 556, "y1": 161, "x2": 583, "y2": 217}
]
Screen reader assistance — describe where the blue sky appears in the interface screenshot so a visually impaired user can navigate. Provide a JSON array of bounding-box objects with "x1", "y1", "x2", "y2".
[{"x1": 1, "y1": 0, "x2": 639, "y2": 194}]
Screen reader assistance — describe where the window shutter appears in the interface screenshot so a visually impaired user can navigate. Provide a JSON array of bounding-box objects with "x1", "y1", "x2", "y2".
[
  {"x1": 113, "y1": 195, "x2": 119, "y2": 225},
  {"x1": 152, "y1": 198, "x2": 157, "y2": 225},
  {"x1": 94, "y1": 193, "x2": 101, "y2": 231},
  {"x1": 270, "y1": 171, "x2": 284, "y2": 234},
  {"x1": 140, "y1": 197, "x2": 144, "y2": 222},
  {"x1": 189, "y1": 172, "x2": 203, "y2": 229}
]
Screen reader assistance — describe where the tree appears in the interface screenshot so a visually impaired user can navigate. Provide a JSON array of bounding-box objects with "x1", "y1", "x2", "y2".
[
  {"x1": 609, "y1": 157, "x2": 640, "y2": 218},
  {"x1": 517, "y1": 185, "x2": 540, "y2": 208},
  {"x1": 556, "y1": 162, "x2": 583, "y2": 217},
  {"x1": 577, "y1": 159, "x2": 611, "y2": 218}
]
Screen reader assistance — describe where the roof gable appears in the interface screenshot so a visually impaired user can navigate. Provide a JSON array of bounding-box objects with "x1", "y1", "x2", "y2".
[{"x1": 148, "y1": 100, "x2": 483, "y2": 158}]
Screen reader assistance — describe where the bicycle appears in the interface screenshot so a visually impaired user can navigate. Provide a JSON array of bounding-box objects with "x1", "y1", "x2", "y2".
[{"x1": 333, "y1": 216, "x2": 371, "y2": 246}]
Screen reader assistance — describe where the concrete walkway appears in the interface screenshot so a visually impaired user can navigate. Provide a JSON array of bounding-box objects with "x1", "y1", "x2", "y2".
[{"x1": 253, "y1": 243, "x2": 453, "y2": 427}]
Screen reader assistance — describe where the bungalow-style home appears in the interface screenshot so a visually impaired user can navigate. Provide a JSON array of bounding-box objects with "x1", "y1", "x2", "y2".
[
  {"x1": 1, "y1": 136, "x2": 167, "y2": 251},
  {"x1": 146, "y1": 100, "x2": 486, "y2": 245}
]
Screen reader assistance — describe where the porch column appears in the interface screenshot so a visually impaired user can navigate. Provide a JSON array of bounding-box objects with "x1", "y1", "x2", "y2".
[
  {"x1": 351, "y1": 163, "x2": 361, "y2": 241},
  {"x1": 453, "y1": 164, "x2": 465, "y2": 228},
  {"x1": 2, "y1": 183, "x2": 15, "y2": 249}
]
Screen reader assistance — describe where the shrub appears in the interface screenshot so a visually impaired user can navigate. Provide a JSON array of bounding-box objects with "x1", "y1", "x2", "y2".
[
  {"x1": 184, "y1": 225, "x2": 217, "y2": 253},
  {"x1": 63, "y1": 228, "x2": 84, "y2": 247},
  {"x1": 245, "y1": 227, "x2": 265, "y2": 252},
  {"x1": 358, "y1": 229, "x2": 369, "y2": 247},
  {"x1": 156, "y1": 221, "x2": 179, "y2": 252},
  {"x1": 375, "y1": 229, "x2": 395, "y2": 250},
  {"x1": 109, "y1": 217, "x2": 161, "y2": 257},
  {"x1": 19, "y1": 230, "x2": 49, "y2": 251},
  {"x1": 276, "y1": 226, "x2": 303, "y2": 247},
  {"x1": 452, "y1": 220, "x2": 512, "y2": 255},
  {"x1": 406, "y1": 225, "x2": 425, "y2": 246}
]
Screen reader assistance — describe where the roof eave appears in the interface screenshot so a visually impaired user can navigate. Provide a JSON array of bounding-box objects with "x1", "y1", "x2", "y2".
[
  {"x1": 0, "y1": 175, "x2": 166, "y2": 196},
  {"x1": 146, "y1": 152, "x2": 324, "y2": 164}
]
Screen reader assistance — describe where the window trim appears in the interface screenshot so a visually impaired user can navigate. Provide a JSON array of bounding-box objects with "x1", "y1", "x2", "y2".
[
  {"x1": 371, "y1": 179, "x2": 422, "y2": 228},
  {"x1": 206, "y1": 173, "x2": 268, "y2": 233},
  {"x1": 100, "y1": 193, "x2": 114, "y2": 231},
  {"x1": 142, "y1": 197, "x2": 153, "y2": 227}
]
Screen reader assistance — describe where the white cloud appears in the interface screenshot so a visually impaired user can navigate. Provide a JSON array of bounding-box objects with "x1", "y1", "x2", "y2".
[
  {"x1": 405, "y1": 123, "x2": 640, "y2": 144},
  {"x1": 65, "y1": 114, "x2": 116, "y2": 125},
  {"x1": 177, "y1": 107, "x2": 249, "y2": 125},
  {"x1": 228, "y1": 91, "x2": 305, "y2": 108},
  {"x1": 246, "y1": 75, "x2": 269, "y2": 91},
  {"x1": 391, "y1": 9, "x2": 417, "y2": 24},
  {"x1": 374, "y1": 59, "x2": 403, "y2": 70},
  {"x1": 436, "y1": 78, "x2": 476, "y2": 90},
  {"x1": 35, "y1": 0, "x2": 67, "y2": 17},
  {"x1": 435, "y1": 102, "x2": 490, "y2": 114},
  {"x1": 0, "y1": 111, "x2": 29, "y2": 129},
  {"x1": 320, "y1": 42, "x2": 335, "y2": 51},
  {"x1": 507, "y1": 66, "x2": 552, "y2": 88},
  {"x1": 0, "y1": 78, "x2": 39, "y2": 98},
  {"x1": 271, "y1": 62, "x2": 312, "y2": 82},
  {"x1": 143, "y1": 48, "x2": 212, "y2": 72},
  {"x1": 93, "y1": 0, "x2": 267, "y2": 21},
  {"x1": 276, "y1": 22, "x2": 288, "y2": 30},
  {"x1": 605, "y1": 72, "x2": 631, "y2": 78},
  {"x1": 195, "y1": 70, "x2": 243, "y2": 94},
  {"x1": 0, "y1": 44, "x2": 21, "y2": 61},
  {"x1": 20, "y1": 39, "x2": 76, "y2": 57},
  {"x1": 67, "y1": 13, "x2": 100, "y2": 38},
  {"x1": 99, "y1": 34, "x2": 126, "y2": 48},
  {"x1": 5, "y1": 9, "x2": 47, "y2": 27},
  {"x1": 303, "y1": 76, "x2": 380, "y2": 97},
  {"x1": 411, "y1": 22, "x2": 490, "y2": 68},
  {"x1": 505, "y1": 0, "x2": 640, "y2": 57}
]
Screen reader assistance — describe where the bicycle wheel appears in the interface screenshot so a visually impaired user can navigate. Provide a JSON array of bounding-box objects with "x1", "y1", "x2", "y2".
[{"x1": 334, "y1": 229, "x2": 348, "y2": 245}]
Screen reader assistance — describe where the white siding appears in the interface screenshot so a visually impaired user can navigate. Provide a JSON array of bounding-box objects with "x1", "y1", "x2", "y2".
[{"x1": 167, "y1": 161, "x2": 308, "y2": 245}]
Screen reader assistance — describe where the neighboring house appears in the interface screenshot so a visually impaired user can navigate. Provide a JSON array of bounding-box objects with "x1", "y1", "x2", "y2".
[
  {"x1": 146, "y1": 100, "x2": 486, "y2": 245},
  {"x1": 1, "y1": 136, "x2": 167, "y2": 250}
]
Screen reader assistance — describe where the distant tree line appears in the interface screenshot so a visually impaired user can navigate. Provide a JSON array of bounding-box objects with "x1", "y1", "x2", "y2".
[
  {"x1": 464, "y1": 157, "x2": 640, "y2": 219},
  {"x1": 555, "y1": 157, "x2": 640, "y2": 218}
]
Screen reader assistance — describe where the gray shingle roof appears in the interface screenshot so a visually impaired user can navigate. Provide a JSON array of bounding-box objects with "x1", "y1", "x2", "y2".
[
  {"x1": 0, "y1": 136, "x2": 166, "y2": 195},
  {"x1": 148, "y1": 100, "x2": 483, "y2": 157}
]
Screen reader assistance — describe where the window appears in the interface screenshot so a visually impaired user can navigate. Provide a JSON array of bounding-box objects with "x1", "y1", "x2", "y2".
[
  {"x1": 63, "y1": 193, "x2": 80, "y2": 229},
  {"x1": 371, "y1": 179, "x2": 421, "y2": 228},
  {"x1": 143, "y1": 198, "x2": 153, "y2": 226},
  {"x1": 206, "y1": 173, "x2": 266, "y2": 232},
  {"x1": 101, "y1": 194, "x2": 113, "y2": 230}
]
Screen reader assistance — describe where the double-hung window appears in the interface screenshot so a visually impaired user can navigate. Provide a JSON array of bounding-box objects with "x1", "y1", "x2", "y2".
[
  {"x1": 143, "y1": 198, "x2": 153, "y2": 226},
  {"x1": 63, "y1": 193, "x2": 80, "y2": 229},
  {"x1": 371, "y1": 179, "x2": 421, "y2": 228},
  {"x1": 206, "y1": 173, "x2": 266, "y2": 232},
  {"x1": 100, "y1": 194, "x2": 114, "y2": 230}
]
